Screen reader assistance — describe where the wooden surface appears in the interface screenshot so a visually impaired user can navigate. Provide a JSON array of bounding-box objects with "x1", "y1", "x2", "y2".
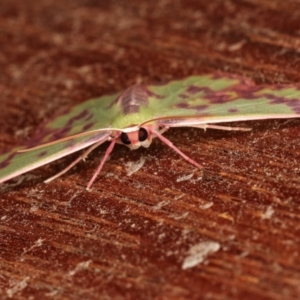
[{"x1": 1, "y1": 0, "x2": 300, "y2": 299}]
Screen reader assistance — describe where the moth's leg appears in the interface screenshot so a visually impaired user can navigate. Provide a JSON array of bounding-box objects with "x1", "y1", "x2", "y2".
[
  {"x1": 86, "y1": 137, "x2": 118, "y2": 190},
  {"x1": 158, "y1": 121, "x2": 251, "y2": 132},
  {"x1": 197, "y1": 124, "x2": 251, "y2": 131},
  {"x1": 157, "y1": 126, "x2": 169, "y2": 135},
  {"x1": 152, "y1": 130, "x2": 202, "y2": 169},
  {"x1": 44, "y1": 140, "x2": 107, "y2": 184}
]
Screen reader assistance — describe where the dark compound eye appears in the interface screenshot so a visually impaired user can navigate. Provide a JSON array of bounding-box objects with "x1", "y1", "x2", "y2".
[
  {"x1": 120, "y1": 132, "x2": 131, "y2": 145},
  {"x1": 138, "y1": 127, "x2": 148, "y2": 142}
]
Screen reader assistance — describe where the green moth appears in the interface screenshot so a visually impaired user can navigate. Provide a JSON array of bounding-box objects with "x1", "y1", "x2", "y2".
[{"x1": 1, "y1": 73, "x2": 300, "y2": 189}]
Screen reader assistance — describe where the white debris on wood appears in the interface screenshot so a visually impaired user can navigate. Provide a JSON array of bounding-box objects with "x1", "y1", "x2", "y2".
[
  {"x1": 199, "y1": 202, "x2": 213, "y2": 210},
  {"x1": 176, "y1": 173, "x2": 193, "y2": 182},
  {"x1": 6, "y1": 277, "x2": 30, "y2": 298},
  {"x1": 261, "y1": 205, "x2": 275, "y2": 219},
  {"x1": 125, "y1": 157, "x2": 146, "y2": 176},
  {"x1": 182, "y1": 241, "x2": 220, "y2": 270},
  {"x1": 68, "y1": 260, "x2": 92, "y2": 276}
]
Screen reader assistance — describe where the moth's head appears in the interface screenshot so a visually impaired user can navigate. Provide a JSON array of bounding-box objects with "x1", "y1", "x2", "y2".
[{"x1": 117, "y1": 126, "x2": 153, "y2": 150}]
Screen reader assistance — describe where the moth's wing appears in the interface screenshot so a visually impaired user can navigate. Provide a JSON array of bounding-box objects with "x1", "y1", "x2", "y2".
[
  {"x1": 142, "y1": 73, "x2": 300, "y2": 125},
  {"x1": 27, "y1": 91, "x2": 121, "y2": 146},
  {"x1": 0, "y1": 131, "x2": 111, "y2": 184},
  {"x1": 0, "y1": 91, "x2": 122, "y2": 184}
]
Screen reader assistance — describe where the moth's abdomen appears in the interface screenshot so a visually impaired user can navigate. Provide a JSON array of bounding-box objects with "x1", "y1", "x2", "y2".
[{"x1": 118, "y1": 85, "x2": 148, "y2": 114}]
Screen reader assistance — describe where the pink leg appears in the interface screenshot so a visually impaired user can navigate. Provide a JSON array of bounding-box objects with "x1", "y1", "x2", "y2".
[
  {"x1": 199, "y1": 124, "x2": 251, "y2": 131},
  {"x1": 87, "y1": 138, "x2": 117, "y2": 190},
  {"x1": 162, "y1": 122, "x2": 251, "y2": 131},
  {"x1": 44, "y1": 140, "x2": 107, "y2": 184},
  {"x1": 152, "y1": 130, "x2": 202, "y2": 169}
]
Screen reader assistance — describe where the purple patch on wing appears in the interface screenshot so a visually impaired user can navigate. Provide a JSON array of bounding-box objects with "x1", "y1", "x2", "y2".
[
  {"x1": 52, "y1": 127, "x2": 72, "y2": 140},
  {"x1": 225, "y1": 85, "x2": 261, "y2": 100},
  {"x1": 0, "y1": 153, "x2": 16, "y2": 169},
  {"x1": 187, "y1": 86, "x2": 211, "y2": 94},
  {"x1": 228, "y1": 108, "x2": 238, "y2": 113},
  {"x1": 266, "y1": 94, "x2": 300, "y2": 113},
  {"x1": 178, "y1": 93, "x2": 189, "y2": 99},
  {"x1": 205, "y1": 94, "x2": 232, "y2": 104},
  {"x1": 65, "y1": 109, "x2": 90, "y2": 127},
  {"x1": 286, "y1": 99, "x2": 300, "y2": 113},
  {"x1": 234, "y1": 85, "x2": 260, "y2": 95},
  {"x1": 84, "y1": 113, "x2": 94, "y2": 121},
  {"x1": 65, "y1": 139, "x2": 77, "y2": 149},
  {"x1": 82, "y1": 123, "x2": 94, "y2": 131},
  {"x1": 38, "y1": 150, "x2": 48, "y2": 158},
  {"x1": 267, "y1": 95, "x2": 285, "y2": 104},
  {"x1": 176, "y1": 103, "x2": 191, "y2": 108},
  {"x1": 16, "y1": 127, "x2": 58, "y2": 149},
  {"x1": 146, "y1": 88, "x2": 164, "y2": 99},
  {"x1": 194, "y1": 105, "x2": 209, "y2": 111},
  {"x1": 0, "y1": 160, "x2": 10, "y2": 169}
]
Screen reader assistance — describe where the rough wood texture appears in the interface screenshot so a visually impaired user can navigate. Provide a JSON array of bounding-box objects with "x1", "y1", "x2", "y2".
[{"x1": 1, "y1": 0, "x2": 300, "y2": 299}]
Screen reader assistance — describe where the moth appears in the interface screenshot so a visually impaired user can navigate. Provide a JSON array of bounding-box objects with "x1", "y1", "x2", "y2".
[{"x1": 1, "y1": 73, "x2": 300, "y2": 189}]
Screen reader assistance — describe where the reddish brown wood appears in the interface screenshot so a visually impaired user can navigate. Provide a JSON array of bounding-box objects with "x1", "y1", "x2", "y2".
[{"x1": 1, "y1": 0, "x2": 300, "y2": 299}]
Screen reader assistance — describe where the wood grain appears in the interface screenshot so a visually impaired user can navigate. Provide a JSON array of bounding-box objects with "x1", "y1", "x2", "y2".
[{"x1": 0, "y1": 0, "x2": 300, "y2": 299}]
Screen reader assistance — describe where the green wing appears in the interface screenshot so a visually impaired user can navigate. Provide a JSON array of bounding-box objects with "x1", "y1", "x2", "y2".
[
  {"x1": 0, "y1": 92, "x2": 123, "y2": 184},
  {"x1": 142, "y1": 74, "x2": 300, "y2": 125},
  {"x1": 0, "y1": 132, "x2": 111, "y2": 184}
]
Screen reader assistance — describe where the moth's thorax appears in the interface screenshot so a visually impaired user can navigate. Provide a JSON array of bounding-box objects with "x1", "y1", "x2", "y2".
[{"x1": 117, "y1": 85, "x2": 148, "y2": 114}]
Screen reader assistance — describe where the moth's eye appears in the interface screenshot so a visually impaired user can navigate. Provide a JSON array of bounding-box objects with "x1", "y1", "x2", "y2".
[
  {"x1": 138, "y1": 127, "x2": 148, "y2": 142},
  {"x1": 120, "y1": 132, "x2": 131, "y2": 145}
]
